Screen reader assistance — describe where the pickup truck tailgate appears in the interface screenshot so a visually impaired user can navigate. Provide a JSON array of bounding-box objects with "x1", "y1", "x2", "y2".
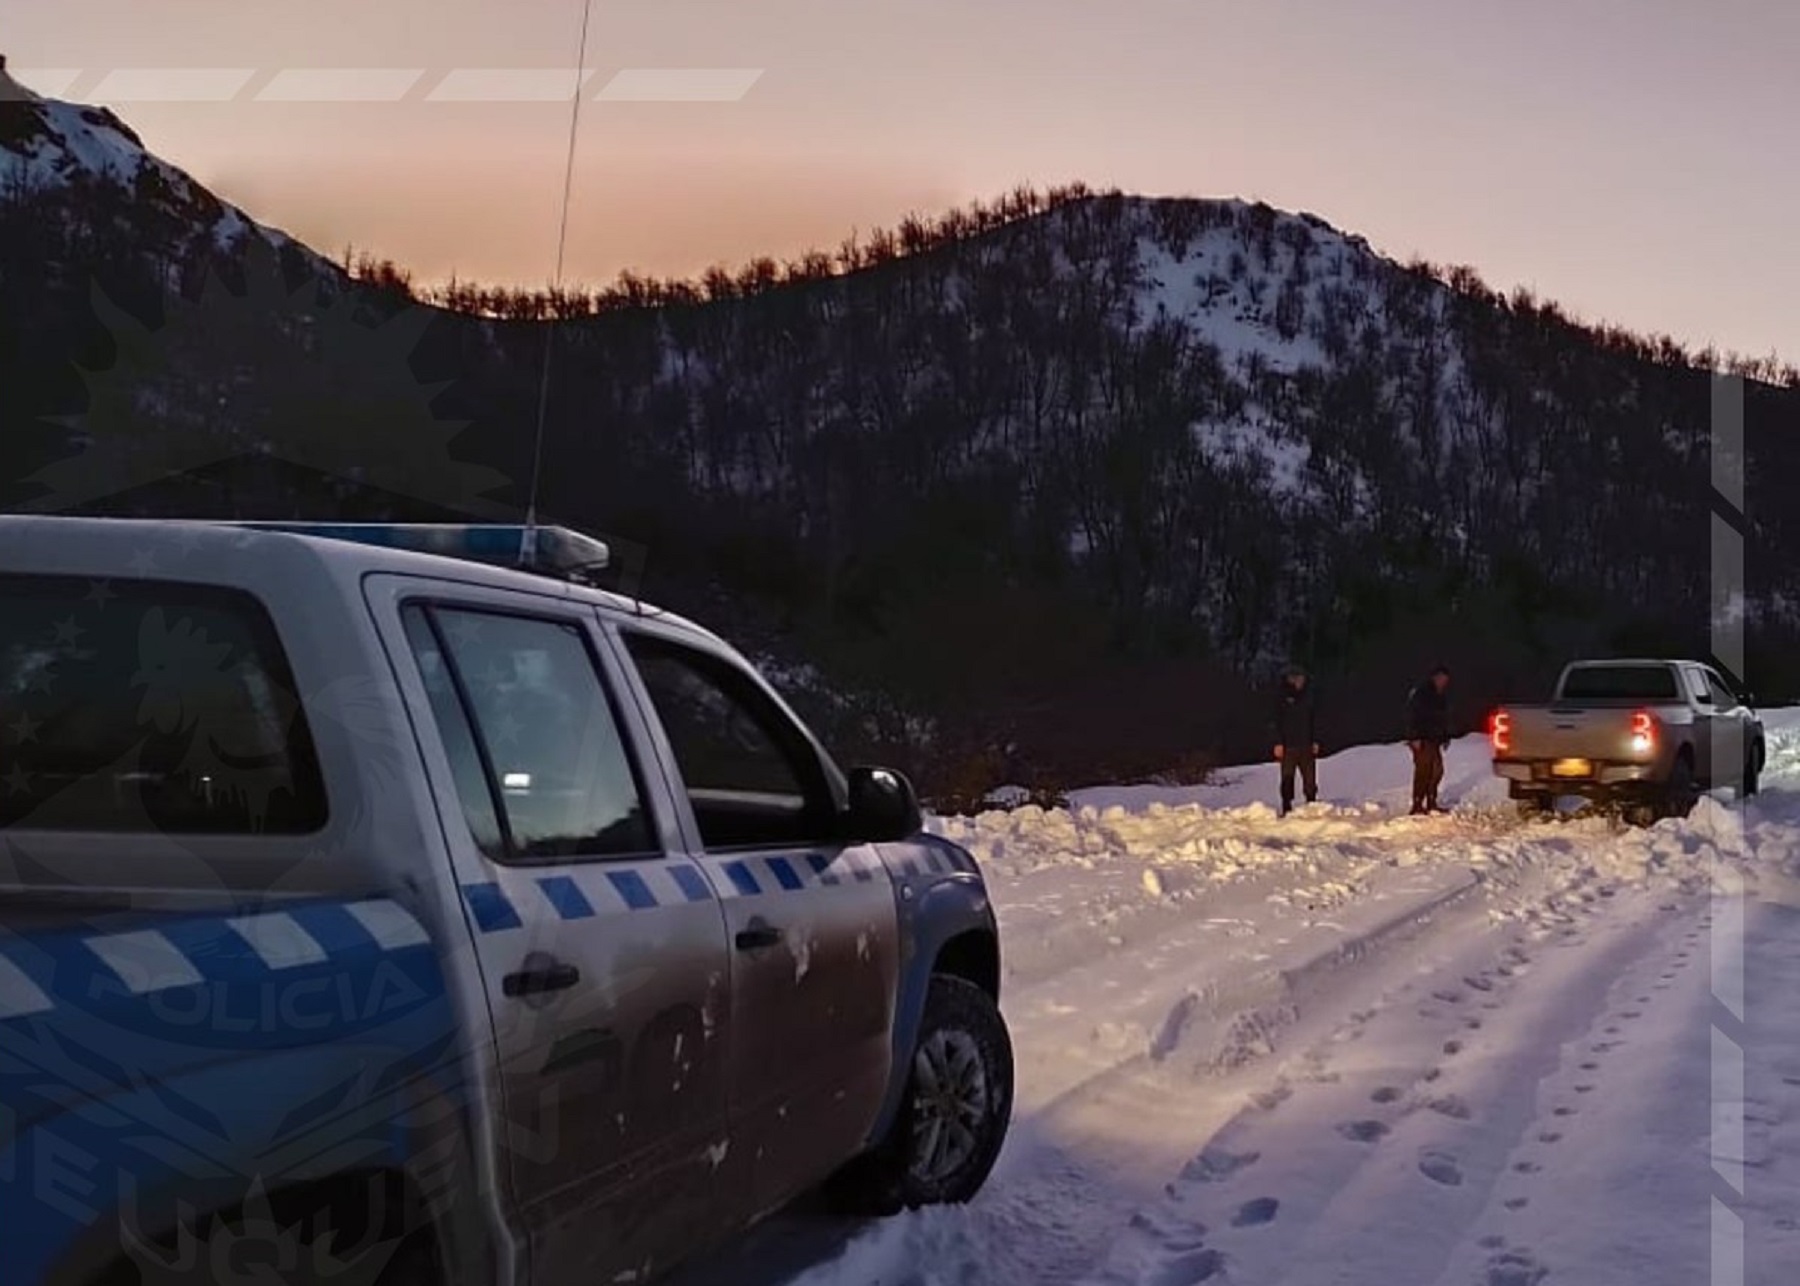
[{"x1": 1504, "y1": 705, "x2": 1648, "y2": 760}]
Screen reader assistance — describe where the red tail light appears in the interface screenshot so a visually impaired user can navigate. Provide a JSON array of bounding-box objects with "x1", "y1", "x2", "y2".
[
  {"x1": 1631, "y1": 710, "x2": 1656, "y2": 753},
  {"x1": 1489, "y1": 709, "x2": 1511, "y2": 755}
]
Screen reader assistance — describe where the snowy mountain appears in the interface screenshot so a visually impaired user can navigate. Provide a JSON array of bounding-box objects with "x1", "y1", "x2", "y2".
[
  {"x1": 0, "y1": 55, "x2": 329, "y2": 278},
  {"x1": 4, "y1": 67, "x2": 1800, "y2": 797}
]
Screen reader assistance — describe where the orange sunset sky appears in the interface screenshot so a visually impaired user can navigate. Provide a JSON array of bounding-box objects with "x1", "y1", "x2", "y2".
[{"x1": 4, "y1": 0, "x2": 1797, "y2": 360}]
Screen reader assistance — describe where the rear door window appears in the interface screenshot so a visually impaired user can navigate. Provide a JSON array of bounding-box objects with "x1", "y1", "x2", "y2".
[
  {"x1": 402, "y1": 603, "x2": 657, "y2": 862},
  {"x1": 0, "y1": 573, "x2": 327, "y2": 833},
  {"x1": 1703, "y1": 670, "x2": 1739, "y2": 708}
]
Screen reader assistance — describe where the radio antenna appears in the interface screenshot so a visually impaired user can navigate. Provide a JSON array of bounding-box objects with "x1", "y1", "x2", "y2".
[{"x1": 520, "y1": 0, "x2": 596, "y2": 563}]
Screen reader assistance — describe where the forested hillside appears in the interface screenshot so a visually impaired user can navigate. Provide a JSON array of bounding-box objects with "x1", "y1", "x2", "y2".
[{"x1": 5, "y1": 66, "x2": 1797, "y2": 802}]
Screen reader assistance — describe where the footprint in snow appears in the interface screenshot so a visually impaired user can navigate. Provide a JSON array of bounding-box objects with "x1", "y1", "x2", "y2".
[
  {"x1": 1513, "y1": 1161, "x2": 1541, "y2": 1174},
  {"x1": 1575, "y1": 1084, "x2": 1594, "y2": 1094},
  {"x1": 1479, "y1": 1235, "x2": 1507, "y2": 1250},
  {"x1": 1179, "y1": 1147, "x2": 1260, "y2": 1184},
  {"x1": 1464, "y1": 975, "x2": 1495, "y2": 992},
  {"x1": 1579, "y1": 1062, "x2": 1599, "y2": 1071},
  {"x1": 1232, "y1": 1198, "x2": 1280, "y2": 1228},
  {"x1": 1371, "y1": 1086, "x2": 1403, "y2": 1104},
  {"x1": 1252, "y1": 1086, "x2": 1292, "y2": 1112},
  {"x1": 1444, "y1": 1040, "x2": 1464, "y2": 1055},
  {"x1": 1433, "y1": 990, "x2": 1464, "y2": 1004},
  {"x1": 1147, "y1": 1248, "x2": 1226, "y2": 1286},
  {"x1": 1621, "y1": 1010, "x2": 1643, "y2": 1020},
  {"x1": 1428, "y1": 1095, "x2": 1473, "y2": 1120},
  {"x1": 1504, "y1": 1197, "x2": 1530, "y2": 1211},
  {"x1": 1486, "y1": 1250, "x2": 1550, "y2": 1286},
  {"x1": 1419, "y1": 1151, "x2": 1464, "y2": 1186},
  {"x1": 1129, "y1": 1211, "x2": 1208, "y2": 1250},
  {"x1": 1553, "y1": 1106, "x2": 1577, "y2": 1117},
  {"x1": 1337, "y1": 1120, "x2": 1391, "y2": 1143},
  {"x1": 1537, "y1": 1132, "x2": 1562, "y2": 1144}
]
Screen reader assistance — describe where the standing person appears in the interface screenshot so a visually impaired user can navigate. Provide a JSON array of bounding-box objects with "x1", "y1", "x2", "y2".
[
  {"x1": 1272, "y1": 664, "x2": 1321, "y2": 816},
  {"x1": 1405, "y1": 665, "x2": 1453, "y2": 814}
]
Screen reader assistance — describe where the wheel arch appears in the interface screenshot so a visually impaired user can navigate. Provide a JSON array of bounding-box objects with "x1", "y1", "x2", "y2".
[{"x1": 866, "y1": 874, "x2": 1002, "y2": 1147}]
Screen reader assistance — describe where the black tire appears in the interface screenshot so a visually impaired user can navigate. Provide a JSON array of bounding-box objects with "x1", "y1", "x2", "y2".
[
  {"x1": 1743, "y1": 742, "x2": 1763, "y2": 798},
  {"x1": 828, "y1": 975, "x2": 1014, "y2": 1216},
  {"x1": 1659, "y1": 752, "x2": 1698, "y2": 821},
  {"x1": 1517, "y1": 795, "x2": 1554, "y2": 821}
]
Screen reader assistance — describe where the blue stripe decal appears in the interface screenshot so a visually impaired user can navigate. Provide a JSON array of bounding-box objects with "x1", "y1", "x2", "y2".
[
  {"x1": 0, "y1": 892, "x2": 458, "y2": 1286},
  {"x1": 670, "y1": 865, "x2": 712, "y2": 903},
  {"x1": 723, "y1": 861, "x2": 762, "y2": 897},
  {"x1": 288, "y1": 901, "x2": 383, "y2": 955},
  {"x1": 538, "y1": 876, "x2": 596, "y2": 921},
  {"x1": 807, "y1": 852, "x2": 839, "y2": 885},
  {"x1": 608, "y1": 870, "x2": 659, "y2": 911},
  {"x1": 765, "y1": 857, "x2": 805, "y2": 892},
  {"x1": 464, "y1": 883, "x2": 522, "y2": 933}
]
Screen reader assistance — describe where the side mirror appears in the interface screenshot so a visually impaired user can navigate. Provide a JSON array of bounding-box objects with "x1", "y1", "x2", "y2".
[{"x1": 844, "y1": 766, "x2": 923, "y2": 843}]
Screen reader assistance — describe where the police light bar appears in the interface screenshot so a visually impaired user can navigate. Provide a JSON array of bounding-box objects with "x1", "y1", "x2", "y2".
[{"x1": 229, "y1": 522, "x2": 611, "y2": 583}]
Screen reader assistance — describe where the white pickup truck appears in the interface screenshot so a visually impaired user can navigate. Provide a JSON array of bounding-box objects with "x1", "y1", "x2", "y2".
[
  {"x1": 1489, "y1": 658, "x2": 1765, "y2": 824},
  {"x1": 0, "y1": 517, "x2": 1013, "y2": 1286}
]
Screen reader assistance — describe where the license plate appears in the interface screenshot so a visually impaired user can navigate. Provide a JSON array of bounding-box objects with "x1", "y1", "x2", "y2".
[{"x1": 1551, "y1": 758, "x2": 1593, "y2": 778}]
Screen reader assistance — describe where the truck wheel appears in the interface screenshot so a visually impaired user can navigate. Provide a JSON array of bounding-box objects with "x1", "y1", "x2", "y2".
[
  {"x1": 828, "y1": 975, "x2": 1014, "y2": 1215},
  {"x1": 1660, "y1": 753, "x2": 1698, "y2": 821},
  {"x1": 1743, "y1": 743, "x2": 1762, "y2": 798},
  {"x1": 1517, "y1": 795, "x2": 1554, "y2": 821}
]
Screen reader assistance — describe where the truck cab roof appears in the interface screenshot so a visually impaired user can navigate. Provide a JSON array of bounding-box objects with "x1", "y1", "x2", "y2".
[{"x1": 0, "y1": 514, "x2": 727, "y2": 649}]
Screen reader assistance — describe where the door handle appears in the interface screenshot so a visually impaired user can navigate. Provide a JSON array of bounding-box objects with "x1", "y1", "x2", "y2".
[
  {"x1": 503, "y1": 960, "x2": 581, "y2": 997},
  {"x1": 735, "y1": 923, "x2": 782, "y2": 952}
]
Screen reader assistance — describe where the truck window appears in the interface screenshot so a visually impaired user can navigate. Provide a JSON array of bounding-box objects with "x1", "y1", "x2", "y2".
[
  {"x1": 403, "y1": 604, "x2": 655, "y2": 862},
  {"x1": 0, "y1": 573, "x2": 327, "y2": 833},
  {"x1": 623, "y1": 635, "x2": 836, "y2": 851},
  {"x1": 1558, "y1": 665, "x2": 1680, "y2": 701},
  {"x1": 1703, "y1": 670, "x2": 1738, "y2": 708}
]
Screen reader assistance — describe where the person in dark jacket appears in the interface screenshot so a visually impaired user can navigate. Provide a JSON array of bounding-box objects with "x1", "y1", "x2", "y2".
[
  {"x1": 1405, "y1": 665, "x2": 1453, "y2": 814},
  {"x1": 1272, "y1": 664, "x2": 1321, "y2": 815}
]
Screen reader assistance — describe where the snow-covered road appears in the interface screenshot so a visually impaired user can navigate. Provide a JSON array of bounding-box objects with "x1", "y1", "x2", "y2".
[{"x1": 673, "y1": 713, "x2": 1800, "y2": 1286}]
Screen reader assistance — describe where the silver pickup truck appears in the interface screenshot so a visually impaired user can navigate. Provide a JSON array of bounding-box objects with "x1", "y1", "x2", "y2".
[{"x1": 1491, "y1": 659, "x2": 1765, "y2": 824}]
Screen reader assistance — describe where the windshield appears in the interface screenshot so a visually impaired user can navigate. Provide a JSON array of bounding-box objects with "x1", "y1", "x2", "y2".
[{"x1": 1557, "y1": 664, "x2": 1680, "y2": 701}]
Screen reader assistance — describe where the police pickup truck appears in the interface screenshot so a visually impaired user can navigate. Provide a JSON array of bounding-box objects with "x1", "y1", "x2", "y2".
[
  {"x1": 0, "y1": 516, "x2": 1012, "y2": 1286},
  {"x1": 1489, "y1": 658, "x2": 1765, "y2": 824}
]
